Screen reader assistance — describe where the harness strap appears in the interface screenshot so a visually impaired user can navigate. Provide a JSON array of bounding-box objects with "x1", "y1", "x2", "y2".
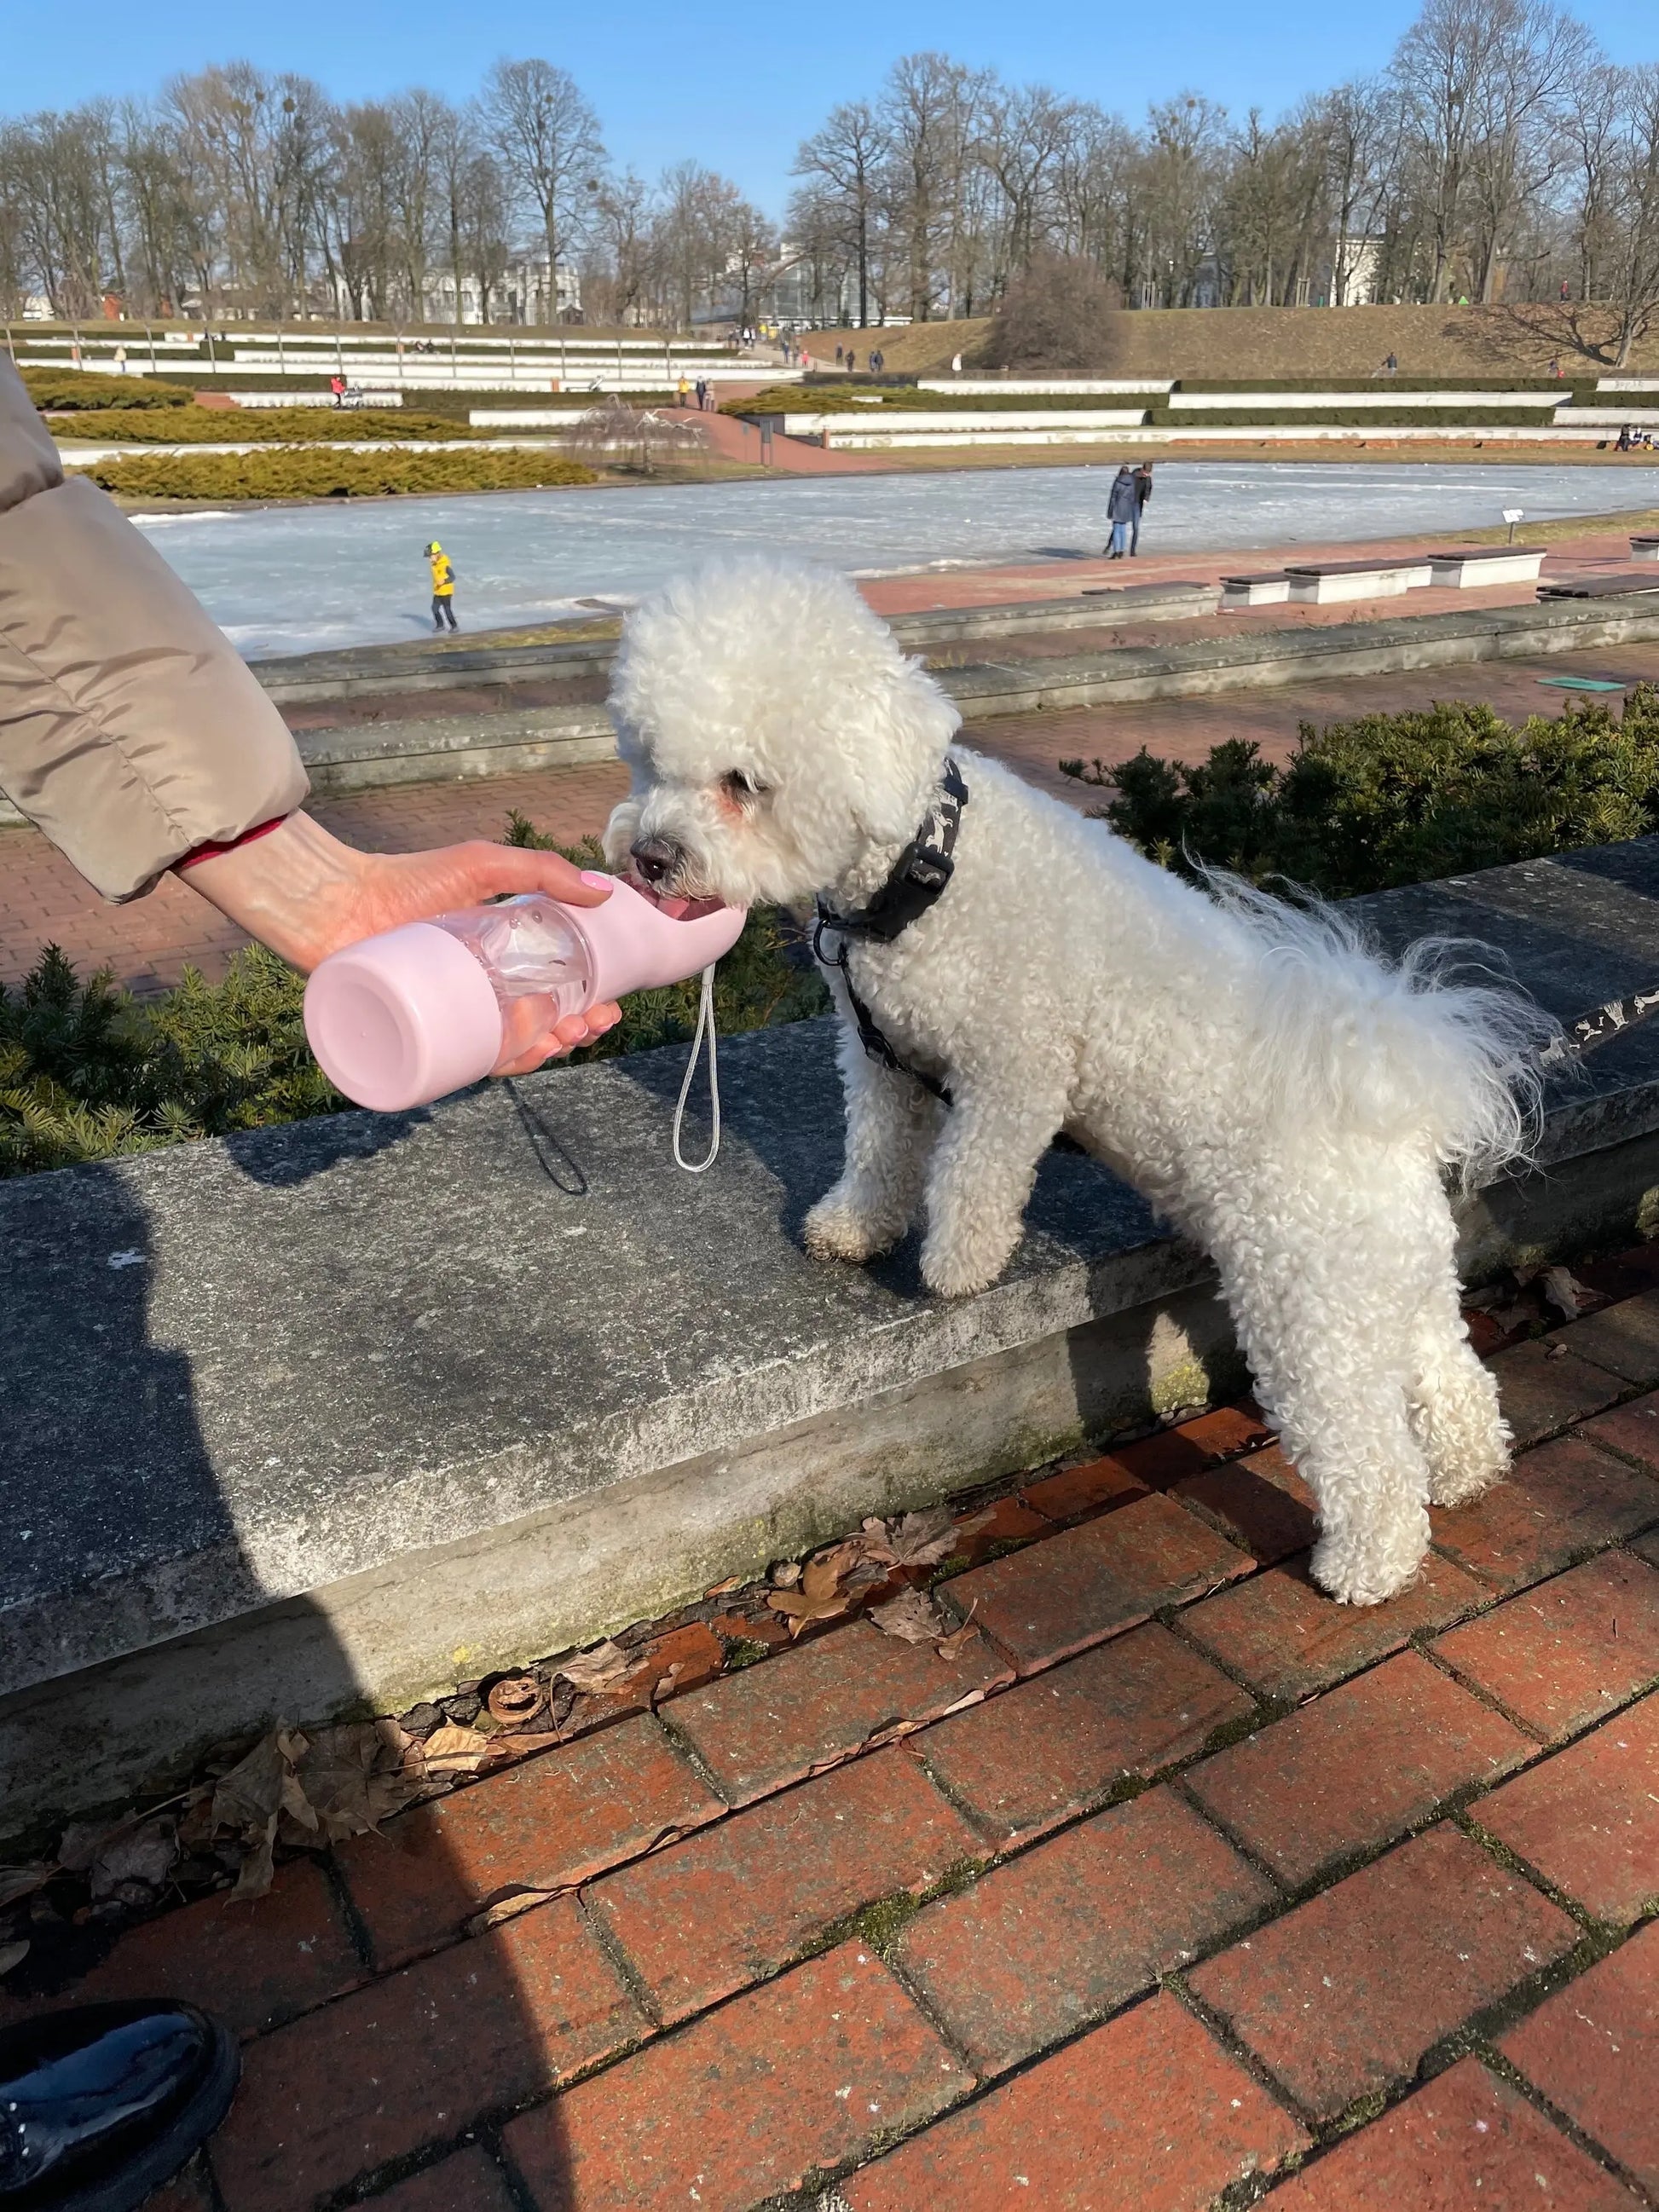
[
  {"x1": 813, "y1": 756, "x2": 968, "y2": 1102},
  {"x1": 1540, "y1": 985, "x2": 1659, "y2": 1067}
]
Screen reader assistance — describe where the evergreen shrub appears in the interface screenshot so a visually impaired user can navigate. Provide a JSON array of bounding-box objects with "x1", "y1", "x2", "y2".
[
  {"x1": 20, "y1": 366, "x2": 193, "y2": 411},
  {"x1": 71, "y1": 448, "x2": 599, "y2": 500},
  {"x1": 1063, "y1": 685, "x2": 1659, "y2": 898}
]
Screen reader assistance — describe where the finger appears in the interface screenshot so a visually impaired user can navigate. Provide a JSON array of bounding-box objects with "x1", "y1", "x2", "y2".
[{"x1": 463, "y1": 842, "x2": 614, "y2": 906}]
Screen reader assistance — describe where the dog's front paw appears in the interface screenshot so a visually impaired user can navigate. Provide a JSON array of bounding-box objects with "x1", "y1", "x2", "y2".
[
  {"x1": 1425, "y1": 1456, "x2": 1507, "y2": 1508},
  {"x1": 919, "y1": 1238, "x2": 1006, "y2": 1299},
  {"x1": 1309, "y1": 1525, "x2": 1427, "y2": 1608},
  {"x1": 921, "y1": 1214, "x2": 1020, "y2": 1299},
  {"x1": 804, "y1": 1194, "x2": 901, "y2": 1264}
]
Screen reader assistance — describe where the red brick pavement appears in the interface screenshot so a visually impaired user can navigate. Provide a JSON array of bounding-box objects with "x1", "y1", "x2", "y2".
[{"x1": 10, "y1": 1279, "x2": 1657, "y2": 2210}]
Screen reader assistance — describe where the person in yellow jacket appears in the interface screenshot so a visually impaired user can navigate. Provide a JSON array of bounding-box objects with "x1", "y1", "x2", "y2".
[{"x1": 425, "y1": 540, "x2": 458, "y2": 632}]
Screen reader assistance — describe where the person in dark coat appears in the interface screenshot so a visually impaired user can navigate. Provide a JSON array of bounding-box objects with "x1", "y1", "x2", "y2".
[
  {"x1": 1130, "y1": 461, "x2": 1153, "y2": 556},
  {"x1": 1105, "y1": 465, "x2": 1137, "y2": 557}
]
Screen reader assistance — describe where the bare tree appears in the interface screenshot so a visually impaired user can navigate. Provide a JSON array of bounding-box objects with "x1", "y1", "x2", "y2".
[
  {"x1": 587, "y1": 170, "x2": 656, "y2": 325},
  {"x1": 481, "y1": 57, "x2": 604, "y2": 322},
  {"x1": 1580, "y1": 63, "x2": 1659, "y2": 363},
  {"x1": 795, "y1": 101, "x2": 884, "y2": 325},
  {"x1": 879, "y1": 53, "x2": 980, "y2": 321}
]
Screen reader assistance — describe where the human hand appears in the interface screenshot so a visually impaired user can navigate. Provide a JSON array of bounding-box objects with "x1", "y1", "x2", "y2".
[{"x1": 181, "y1": 810, "x2": 625, "y2": 1071}]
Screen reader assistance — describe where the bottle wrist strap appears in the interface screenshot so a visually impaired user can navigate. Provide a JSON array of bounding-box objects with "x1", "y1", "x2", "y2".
[{"x1": 671, "y1": 964, "x2": 722, "y2": 1175}]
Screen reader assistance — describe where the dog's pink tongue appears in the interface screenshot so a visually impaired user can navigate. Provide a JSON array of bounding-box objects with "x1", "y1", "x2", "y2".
[{"x1": 651, "y1": 892, "x2": 692, "y2": 919}]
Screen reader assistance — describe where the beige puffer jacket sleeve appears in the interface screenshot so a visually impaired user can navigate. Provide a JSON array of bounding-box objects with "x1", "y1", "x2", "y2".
[{"x1": 0, "y1": 361, "x2": 309, "y2": 901}]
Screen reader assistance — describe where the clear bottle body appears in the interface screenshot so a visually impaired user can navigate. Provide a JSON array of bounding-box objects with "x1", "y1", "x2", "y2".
[{"x1": 433, "y1": 895, "x2": 596, "y2": 1066}]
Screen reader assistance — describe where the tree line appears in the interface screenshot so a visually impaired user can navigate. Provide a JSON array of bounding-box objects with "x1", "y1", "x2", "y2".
[{"x1": 3, "y1": 0, "x2": 1656, "y2": 361}]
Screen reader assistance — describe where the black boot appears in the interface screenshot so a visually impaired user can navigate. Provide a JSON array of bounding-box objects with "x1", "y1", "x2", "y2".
[{"x1": 0, "y1": 2001, "x2": 239, "y2": 2210}]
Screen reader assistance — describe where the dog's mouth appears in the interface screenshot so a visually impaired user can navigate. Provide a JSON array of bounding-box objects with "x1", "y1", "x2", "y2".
[{"x1": 621, "y1": 870, "x2": 727, "y2": 921}]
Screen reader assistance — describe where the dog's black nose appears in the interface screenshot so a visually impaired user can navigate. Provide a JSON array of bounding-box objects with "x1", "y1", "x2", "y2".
[{"x1": 630, "y1": 837, "x2": 679, "y2": 884}]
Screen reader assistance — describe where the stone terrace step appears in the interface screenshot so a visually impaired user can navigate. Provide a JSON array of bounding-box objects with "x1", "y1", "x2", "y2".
[{"x1": 9, "y1": 838, "x2": 1659, "y2": 1839}]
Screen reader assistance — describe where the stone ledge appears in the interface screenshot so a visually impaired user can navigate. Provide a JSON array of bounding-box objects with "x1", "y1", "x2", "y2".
[{"x1": 7, "y1": 838, "x2": 1659, "y2": 1834}]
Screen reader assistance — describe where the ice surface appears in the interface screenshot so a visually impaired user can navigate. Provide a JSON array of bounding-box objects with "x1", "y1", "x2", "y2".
[{"x1": 129, "y1": 461, "x2": 1659, "y2": 660}]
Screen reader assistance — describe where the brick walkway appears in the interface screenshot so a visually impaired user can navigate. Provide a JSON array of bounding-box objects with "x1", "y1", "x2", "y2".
[{"x1": 9, "y1": 1272, "x2": 1656, "y2": 2209}]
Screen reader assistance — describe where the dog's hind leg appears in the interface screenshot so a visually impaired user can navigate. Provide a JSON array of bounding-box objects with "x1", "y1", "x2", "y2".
[
  {"x1": 920, "y1": 1075, "x2": 1066, "y2": 1298},
  {"x1": 1406, "y1": 1192, "x2": 1510, "y2": 1508},
  {"x1": 1214, "y1": 1192, "x2": 1436, "y2": 1605},
  {"x1": 804, "y1": 1036, "x2": 936, "y2": 1263}
]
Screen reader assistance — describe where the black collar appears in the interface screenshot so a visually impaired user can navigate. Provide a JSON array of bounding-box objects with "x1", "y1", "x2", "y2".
[
  {"x1": 813, "y1": 755, "x2": 968, "y2": 945},
  {"x1": 811, "y1": 758, "x2": 969, "y2": 1105}
]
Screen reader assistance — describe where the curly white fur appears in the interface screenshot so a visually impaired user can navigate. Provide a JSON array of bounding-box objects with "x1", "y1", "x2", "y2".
[{"x1": 605, "y1": 557, "x2": 1558, "y2": 1604}]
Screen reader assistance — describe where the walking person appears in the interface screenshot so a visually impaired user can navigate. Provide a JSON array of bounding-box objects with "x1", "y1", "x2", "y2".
[
  {"x1": 1105, "y1": 465, "x2": 1137, "y2": 559},
  {"x1": 1130, "y1": 460, "x2": 1153, "y2": 556},
  {"x1": 425, "y1": 540, "x2": 458, "y2": 632}
]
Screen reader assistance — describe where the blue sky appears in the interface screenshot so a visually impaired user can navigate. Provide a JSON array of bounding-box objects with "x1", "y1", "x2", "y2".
[{"x1": 9, "y1": 0, "x2": 1656, "y2": 216}]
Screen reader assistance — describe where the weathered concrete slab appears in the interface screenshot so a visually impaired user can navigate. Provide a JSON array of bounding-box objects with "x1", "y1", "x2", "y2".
[
  {"x1": 7, "y1": 837, "x2": 1659, "y2": 1836},
  {"x1": 295, "y1": 703, "x2": 616, "y2": 792},
  {"x1": 941, "y1": 597, "x2": 1659, "y2": 718}
]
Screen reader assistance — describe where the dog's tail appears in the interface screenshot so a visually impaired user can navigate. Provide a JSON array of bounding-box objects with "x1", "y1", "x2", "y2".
[{"x1": 1205, "y1": 871, "x2": 1560, "y2": 1187}]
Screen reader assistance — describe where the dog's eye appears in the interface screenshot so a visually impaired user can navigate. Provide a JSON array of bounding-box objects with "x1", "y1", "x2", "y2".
[{"x1": 722, "y1": 770, "x2": 765, "y2": 800}]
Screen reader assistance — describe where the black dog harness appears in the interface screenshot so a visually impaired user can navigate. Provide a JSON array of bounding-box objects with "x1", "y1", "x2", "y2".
[{"x1": 812, "y1": 755, "x2": 968, "y2": 1102}]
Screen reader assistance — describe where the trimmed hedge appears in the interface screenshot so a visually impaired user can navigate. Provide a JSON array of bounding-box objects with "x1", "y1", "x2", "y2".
[
  {"x1": 47, "y1": 406, "x2": 488, "y2": 445},
  {"x1": 72, "y1": 448, "x2": 599, "y2": 500},
  {"x1": 1147, "y1": 406, "x2": 1560, "y2": 430},
  {"x1": 1171, "y1": 376, "x2": 1597, "y2": 396},
  {"x1": 723, "y1": 384, "x2": 1167, "y2": 418},
  {"x1": 1063, "y1": 684, "x2": 1659, "y2": 899},
  {"x1": 19, "y1": 365, "x2": 193, "y2": 411},
  {"x1": 0, "y1": 822, "x2": 827, "y2": 1178}
]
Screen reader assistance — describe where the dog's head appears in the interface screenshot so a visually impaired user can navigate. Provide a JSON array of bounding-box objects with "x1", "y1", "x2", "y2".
[{"x1": 602, "y1": 557, "x2": 960, "y2": 910}]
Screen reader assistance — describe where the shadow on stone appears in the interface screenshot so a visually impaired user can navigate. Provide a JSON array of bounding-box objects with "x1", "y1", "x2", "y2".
[{"x1": 0, "y1": 1159, "x2": 575, "y2": 2209}]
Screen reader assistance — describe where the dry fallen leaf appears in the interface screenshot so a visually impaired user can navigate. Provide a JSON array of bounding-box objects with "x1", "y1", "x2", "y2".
[
  {"x1": 56, "y1": 1820, "x2": 118, "y2": 1875},
  {"x1": 420, "y1": 1724, "x2": 494, "y2": 1776},
  {"x1": 90, "y1": 1817, "x2": 178, "y2": 1902},
  {"x1": 703, "y1": 1574, "x2": 744, "y2": 1597},
  {"x1": 295, "y1": 1723, "x2": 420, "y2": 1839},
  {"x1": 465, "y1": 1887, "x2": 558, "y2": 1936},
  {"x1": 0, "y1": 1940, "x2": 29, "y2": 1978},
  {"x1": 767, "y1": 1548, "x2": 858, "y2": 1637},
  {"x1": 209, "y1": 1727, "x2": 311, "y2": 1900},
  {"x1": 552, "y1": 1641, "x2": 640, "y2": 1695},
  {"x1": 869, "y1": 1588, "x2": 948, "y2": 1644},
  {"x1": 0, "y1": 1865, "x2": 54, "y2": 1911},
  {"x1": 936, "y1": 1615, "x2": 981, "y2": 1664},
  {"x1": 856, "y1": 1509, "x2": 957, "y2": 1568},
  {"x1": 1540, "y1": 1266, "x2": 1598, "y2": 1322}
]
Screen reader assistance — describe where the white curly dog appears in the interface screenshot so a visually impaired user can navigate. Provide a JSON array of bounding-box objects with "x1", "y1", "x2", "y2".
[{"x1": 604, "y1": 557, "x2": 1552, "y2": 1606}]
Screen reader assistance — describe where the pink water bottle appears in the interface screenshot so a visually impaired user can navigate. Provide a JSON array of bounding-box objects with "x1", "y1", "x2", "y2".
[{"x1": 303, "y1": 875, "x2": 747, "y2": 1112}]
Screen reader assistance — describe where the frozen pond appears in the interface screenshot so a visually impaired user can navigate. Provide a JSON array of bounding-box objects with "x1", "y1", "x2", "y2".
[{"x1": 130, "y1": 460, "x2": 1659, "y2": 660}]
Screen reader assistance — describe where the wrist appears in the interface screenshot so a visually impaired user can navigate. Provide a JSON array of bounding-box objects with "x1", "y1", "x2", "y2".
[{"x1": 177, "y1": 811, "x2": 367, "y2": 972}]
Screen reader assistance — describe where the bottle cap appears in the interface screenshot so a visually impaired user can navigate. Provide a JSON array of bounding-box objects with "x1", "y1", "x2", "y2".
[{"x1": 303, "y1": 921, "x2": 504, "y2": 1111}]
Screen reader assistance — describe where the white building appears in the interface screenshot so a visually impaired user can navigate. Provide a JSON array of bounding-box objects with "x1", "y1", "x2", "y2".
[
  {"x1": 420, "y1": 257, "x2": 582, "y2": 326},
  {"x1": 1332, "y1": 237, "x2": 1384, "y2": 306}
]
